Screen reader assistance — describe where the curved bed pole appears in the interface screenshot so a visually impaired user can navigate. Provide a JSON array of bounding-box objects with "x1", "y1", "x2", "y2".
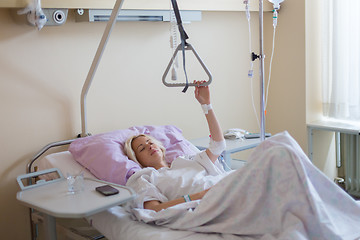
[
  {"x1": 27, "y1": 139, "x2": 76, "y2": 174},
  {"x1": 26, "y1": 0, "x2": 125, "y2": 172},
  {"x1": 80, "y1": 0, "x2": 125, "y2": 137},
  {"x1": 259, "y1": 0, "x2": 266, "y2": 141}
]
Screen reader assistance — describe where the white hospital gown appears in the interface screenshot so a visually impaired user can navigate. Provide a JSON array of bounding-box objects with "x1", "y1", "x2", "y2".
[{"x1": 126, "y1": 151, "x2": 231, "y2": 209}]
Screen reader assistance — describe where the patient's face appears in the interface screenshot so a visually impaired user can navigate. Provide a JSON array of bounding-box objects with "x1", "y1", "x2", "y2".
[{"x1": 131, "y1": 136, "x2": 167, "y2": 169}]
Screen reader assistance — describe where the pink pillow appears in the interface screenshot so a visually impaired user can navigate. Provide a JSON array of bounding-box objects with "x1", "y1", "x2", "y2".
[{"x1": 69, "y1": 125, "x2": 198, "y2": 185}]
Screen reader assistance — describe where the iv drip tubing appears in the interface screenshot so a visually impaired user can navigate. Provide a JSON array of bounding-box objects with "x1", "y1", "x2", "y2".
[
  {"x1": 245, "y1": 3, "x2": 260, "y2": 129},
  {"x1": 265, "y1": 26, "x2": 276, "y2": 111},
  {"x1": 80, "y1": 0, "x2": 125, "y2": 137},
  {"x1": 251, "y1": 76, "x2": 260, "y2": 128}
]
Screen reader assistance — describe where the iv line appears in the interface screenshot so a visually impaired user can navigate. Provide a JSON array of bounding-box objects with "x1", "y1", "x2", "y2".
[
  {"x1": 244, "y1": 1, "x2": 261, "y2": 129},
  {"x1": 265, "y1": 25, "x2": 276, "y2": 111},
  {"x1": 265, "y1": 9, "x2": 278, "y2": 111}
]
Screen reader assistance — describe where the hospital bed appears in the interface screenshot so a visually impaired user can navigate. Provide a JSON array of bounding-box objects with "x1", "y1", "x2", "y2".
[
  {"x1": 20, "y1": 125, "x2": 360, "y2": 240},
  {"x1": 24, "y1": 125, "x2": 244, "y2": 240},
  {"x1": 35, "y1": 153, "x2": 242, "y2": 240}
]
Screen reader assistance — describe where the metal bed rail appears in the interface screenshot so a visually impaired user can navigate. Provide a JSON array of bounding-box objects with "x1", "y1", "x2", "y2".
[{"x1": 27, "y1": 139, "x2": 76, "y2": 174}]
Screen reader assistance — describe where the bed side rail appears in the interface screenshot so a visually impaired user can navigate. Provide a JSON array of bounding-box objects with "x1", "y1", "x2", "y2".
[{"x1": 27, "y1": 139, "x2": 76, "y2": 174}]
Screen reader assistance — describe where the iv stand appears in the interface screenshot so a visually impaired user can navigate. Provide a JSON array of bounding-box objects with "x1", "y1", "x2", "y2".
[{"x1": 259, "y1": 0, "x2": 266, "y2": 141}]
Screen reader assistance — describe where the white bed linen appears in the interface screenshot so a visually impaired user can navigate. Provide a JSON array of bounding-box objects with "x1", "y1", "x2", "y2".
[
  {"x1": 37, "y1": 136, "x2": 360, "y2": 240},
  {"x1": 125, "y1": 132, "x2": 360, "y2": 239},
  {"x1": 89, "y1": 206, "x2": 249, "y2": 240}
]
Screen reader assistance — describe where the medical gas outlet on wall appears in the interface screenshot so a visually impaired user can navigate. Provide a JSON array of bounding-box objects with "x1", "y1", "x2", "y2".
[{"x1": 43, "y1": 9, "x2": 68, "y2": 26}]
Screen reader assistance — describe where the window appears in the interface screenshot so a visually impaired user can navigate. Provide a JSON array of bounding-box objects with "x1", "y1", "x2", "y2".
[{"x1": 321, "y1": 0, "x2": 360, "y2": 122}]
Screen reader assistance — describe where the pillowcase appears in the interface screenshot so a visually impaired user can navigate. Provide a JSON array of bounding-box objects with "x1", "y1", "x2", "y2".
[{"x1": 69, "y1": 125, "x2": 199, "y2": 185}]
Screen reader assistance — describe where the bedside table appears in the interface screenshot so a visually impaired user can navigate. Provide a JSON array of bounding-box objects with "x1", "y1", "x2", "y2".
[{"x1": 17, "y1": 169, "x2": 135, "y2": 240}]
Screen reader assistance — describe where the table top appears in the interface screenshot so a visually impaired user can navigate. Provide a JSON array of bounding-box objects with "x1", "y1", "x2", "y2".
[
  {"x1": 190, "y1": 136, "x2": 262, "y2": 153},
  {"x1": 307, "y1": 120, "x2": 360, "y2": 135},
  {"x1": 17, "y1": 178, "x2": 135, "y2": 218}
]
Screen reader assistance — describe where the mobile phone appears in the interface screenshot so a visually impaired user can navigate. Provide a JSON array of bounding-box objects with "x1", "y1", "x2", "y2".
[{"x1": 95, "y1": 184, "x2": 119, "y2": 196}]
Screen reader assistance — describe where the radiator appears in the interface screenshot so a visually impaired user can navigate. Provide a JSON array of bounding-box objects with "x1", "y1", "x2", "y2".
[{"x1": 342, "y1": 133, "x2": 360, "y2": 197}]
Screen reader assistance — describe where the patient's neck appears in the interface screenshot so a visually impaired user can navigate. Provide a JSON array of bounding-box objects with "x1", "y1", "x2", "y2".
[{"x1": 153, "y1": 160, "x2": 168, "y2": 170}]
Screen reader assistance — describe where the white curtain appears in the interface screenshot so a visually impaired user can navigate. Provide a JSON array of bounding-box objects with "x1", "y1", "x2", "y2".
[{"x1": 321, "y1": 0, "x2": 360, "y2": 122}]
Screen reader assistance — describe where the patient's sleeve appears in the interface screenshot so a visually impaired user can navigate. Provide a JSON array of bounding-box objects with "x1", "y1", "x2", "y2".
[
  {"x1": 126, "y1": 168, "x2": 169, "y2": 209},
  {"x1": 195, "y1": 151, "x2": 227, "y2": 176}
]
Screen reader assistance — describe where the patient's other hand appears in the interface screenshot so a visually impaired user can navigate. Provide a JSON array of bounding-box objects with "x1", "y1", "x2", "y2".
[{"x1": 191, "y1": 188, "x2": 211, "y2": 200}]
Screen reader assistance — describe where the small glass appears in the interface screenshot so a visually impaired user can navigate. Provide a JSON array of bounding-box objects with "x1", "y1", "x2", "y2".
[{"x1": 66, "y1": 172, "x2": 84, "y2": 194}]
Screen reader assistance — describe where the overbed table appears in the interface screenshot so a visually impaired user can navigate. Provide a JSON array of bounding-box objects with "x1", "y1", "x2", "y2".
[{"x1": 17, "y1": 175, "x2": 135, "y2": 240}]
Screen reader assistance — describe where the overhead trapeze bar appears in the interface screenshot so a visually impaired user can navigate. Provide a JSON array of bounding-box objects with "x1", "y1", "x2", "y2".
[
  {"x1": 162, "y1": 0, "x2": 212, "y2": 92},
  {"x1": 162, "y1": 43, "x2": 212, "y2": 88}
]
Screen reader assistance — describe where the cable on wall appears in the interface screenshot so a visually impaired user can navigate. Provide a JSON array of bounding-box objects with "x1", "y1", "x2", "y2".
[{"x1": 169, "y1": 5, "x2": 179, "y2": 81}]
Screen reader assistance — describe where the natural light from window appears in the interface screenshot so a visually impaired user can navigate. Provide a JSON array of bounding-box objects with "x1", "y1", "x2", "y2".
[{"x1": 321, "y1": 0, "x2": 360, "y2": 124}]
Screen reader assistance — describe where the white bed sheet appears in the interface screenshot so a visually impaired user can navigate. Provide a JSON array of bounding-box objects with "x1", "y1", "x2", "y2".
[
  {"x1": 38, "y1": 151, "x2": 244, "y2": 240},
  {"x1": 89, "y1": 206, "x2": 248, "y2": 240},
  {"x1": 38, "y1": 151, "x2": 360, "y2": 240}
]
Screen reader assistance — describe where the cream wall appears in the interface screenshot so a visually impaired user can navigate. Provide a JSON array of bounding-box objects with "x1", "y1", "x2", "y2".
[
  {"x1": 264, "y1": 0, "x2": 306, "y2": 149},
  {"x1": 0, "y1": 3, "x2": 307, "y2": 239}
]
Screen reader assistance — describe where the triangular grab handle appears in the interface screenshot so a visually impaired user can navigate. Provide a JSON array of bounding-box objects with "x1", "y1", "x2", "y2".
[{"x1": 162, "y1": 43, "x2": 212, "y2": 88}]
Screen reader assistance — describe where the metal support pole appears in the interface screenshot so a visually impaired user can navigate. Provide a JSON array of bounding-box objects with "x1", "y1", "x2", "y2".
[
  {"x1": 43, "y1": 214, "x2": 57, "y2": 240},
  {"x1": 335, "y1": 131, "x2": 341, "y2": 167},
  {"x1": 308, "y1": 127, "x2": 313, "y2": 161},
  {"x1": 259, "y1": 0, "x2": 266, "y2": 141},
  {"x1": 80, "y1": 0, "x2": 125, "y2": 137}
]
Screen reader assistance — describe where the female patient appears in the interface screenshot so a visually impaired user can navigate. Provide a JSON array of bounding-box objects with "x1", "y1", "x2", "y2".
[
  {"x1": 123, "y1": 81, "x2": 360, "y2": 238},
  {"x1": 124, "y1": 80, "x2": 227, "y2": 212}
]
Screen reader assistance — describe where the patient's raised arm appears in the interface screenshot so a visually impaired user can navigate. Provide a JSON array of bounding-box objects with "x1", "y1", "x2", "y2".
[{"x1": 194, "y1": 80, "x2": 225, "y2": 163}]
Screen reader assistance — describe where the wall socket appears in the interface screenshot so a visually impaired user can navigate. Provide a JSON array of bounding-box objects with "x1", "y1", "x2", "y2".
[{"x1": 43, "y1": 9, "x2": 68, "y2": 26}]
